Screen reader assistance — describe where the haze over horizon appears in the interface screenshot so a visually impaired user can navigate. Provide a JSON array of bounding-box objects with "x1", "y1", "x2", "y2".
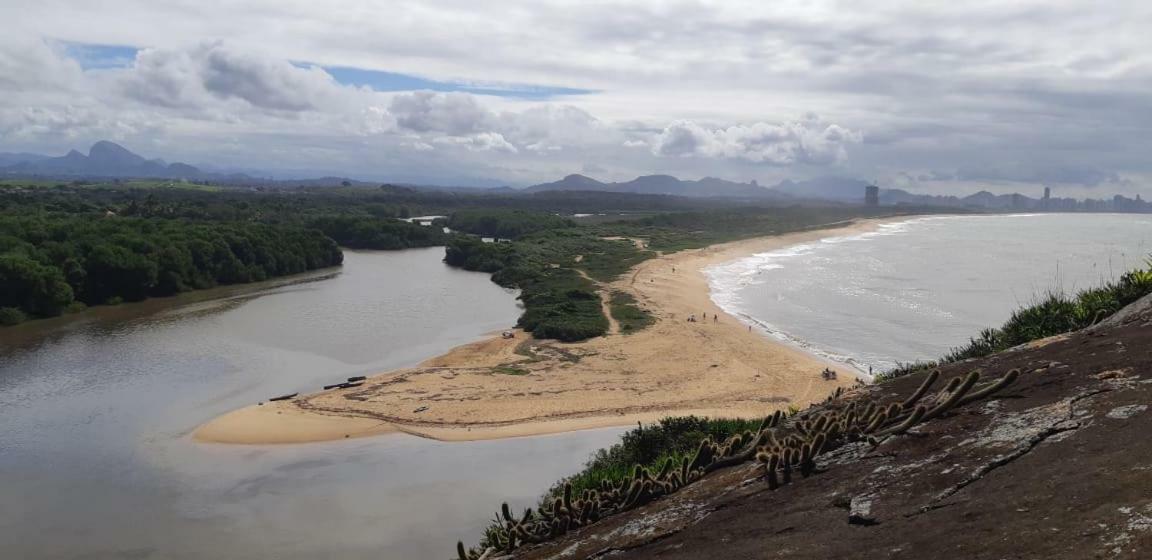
[{"x1": 3, "y1": 1, "x2": 1150, "y2": 196}]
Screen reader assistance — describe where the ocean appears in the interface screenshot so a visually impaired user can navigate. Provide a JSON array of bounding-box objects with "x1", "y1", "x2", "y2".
[{"x1": 706, "y1": 214, "x2": 1152, "y2": 376}]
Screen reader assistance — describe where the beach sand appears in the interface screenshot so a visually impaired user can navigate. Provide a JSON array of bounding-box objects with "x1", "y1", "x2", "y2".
[{"x1": 195, "y1": 218, "x2": 902, "y2": 444}]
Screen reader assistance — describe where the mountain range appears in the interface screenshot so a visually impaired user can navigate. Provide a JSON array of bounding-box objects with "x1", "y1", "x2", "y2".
[
  {"x1": 526, "y1": 174, "x2": 793, "y2": 199},
  {"x1": 1, "y1": 141, "x2": 209, "y2": 179},
  {"x1": 525, "y1": 173, "x2": 880, "y2": 201},
  {"x1": 3, "y1": 141, "x2": 1103, "y2": 211}
]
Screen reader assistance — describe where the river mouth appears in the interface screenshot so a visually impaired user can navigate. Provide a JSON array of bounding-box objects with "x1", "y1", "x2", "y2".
[{"x1": 0, "y1": 248, "x2": 622, "y2": 560}]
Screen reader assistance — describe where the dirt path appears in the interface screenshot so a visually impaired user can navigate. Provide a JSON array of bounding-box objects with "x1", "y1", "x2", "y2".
[{"x1": 576, "y1": 268, "x2": 619, "y2": 335}]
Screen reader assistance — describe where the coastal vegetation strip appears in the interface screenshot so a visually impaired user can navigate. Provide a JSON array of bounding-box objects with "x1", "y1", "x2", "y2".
[{"x1": 881, "y1": 259, "x2": 1152, "y2": 380}]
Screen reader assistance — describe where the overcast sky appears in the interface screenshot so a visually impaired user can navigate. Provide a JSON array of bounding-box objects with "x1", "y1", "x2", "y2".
[{"x1": 2, "y1": 0, "x2": 1150, "y2": 195}]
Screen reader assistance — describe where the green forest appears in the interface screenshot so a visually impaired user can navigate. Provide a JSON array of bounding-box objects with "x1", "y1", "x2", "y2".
[
  {"x1": 0, "y1": 181, "x2": 926, "y2": 332},
  {"x1": 0, "y1": 215, "x2": 342, "y2": 325}
]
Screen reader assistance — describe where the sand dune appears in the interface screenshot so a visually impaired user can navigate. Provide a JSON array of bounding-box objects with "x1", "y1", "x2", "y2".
[{"x1": 194, "y1": 218, "x2": 901, "y2": 444}]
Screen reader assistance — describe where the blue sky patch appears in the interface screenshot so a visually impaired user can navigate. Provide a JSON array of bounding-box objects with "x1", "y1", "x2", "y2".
[
  {"x1": 59, "y1": 42, "x2": 593, "y2": 99},
  {"x1": 64, "y1": 43, "x2": 140, "y2": 69},
  {"x1": 319, "y1": 65, "x2": 595, "y2": 99}
]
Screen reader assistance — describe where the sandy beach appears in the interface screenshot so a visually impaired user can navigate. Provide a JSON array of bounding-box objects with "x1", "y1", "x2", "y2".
[{"x1": 195, "y1": 218, "x2": 903, "y2": 444}]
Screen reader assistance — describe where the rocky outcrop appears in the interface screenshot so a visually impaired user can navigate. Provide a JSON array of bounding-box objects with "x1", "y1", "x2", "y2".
[{"x1": 508, "y1": 307, "x2": 1152, "y2": 559}]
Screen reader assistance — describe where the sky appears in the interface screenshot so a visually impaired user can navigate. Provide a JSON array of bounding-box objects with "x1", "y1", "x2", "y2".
[{"x1": 1, "y1": 0, "x2": 1150, "y2": 195}]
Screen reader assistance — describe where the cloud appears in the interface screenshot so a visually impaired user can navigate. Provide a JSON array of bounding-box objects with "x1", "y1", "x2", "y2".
[
  {"x1": 955, "y1": 164, "x2": 1122, "y2": 187},
  {"x1": 0, "y1": 34, "x2": 84, "y2": 93},
  {"x1": 2, "y1": 2, "x2": 1151, "y2": 194},
  {"x1": 389, "y1": 91, "x2": 492, "y2": 135},
  {"x1": 433, "y1": 132, "x2": 518, "y2": 153},
  {"x1": 652, "y1": 115, "x2": 862, "y2": 164},
  {"x1": 121, "y1": 42, "x2": 341, "y2": 111}
]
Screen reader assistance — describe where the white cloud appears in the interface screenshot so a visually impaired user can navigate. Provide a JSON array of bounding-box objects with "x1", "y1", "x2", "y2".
[
  {"x1": 389, "y1": 91, "x2": 492, "y2": 135},
  {"x1": 652, "y1": 115, "x2": 862, "y2": 164},
  {"x1": 433, "y1": 132, "x2": 518, "y2": 153},
  {"x1": 121, "y1": 42, "x2": 343, "y2": 112},
  {"x1": 0, "y1": 1, "x2": 1149, "y2": 194}
]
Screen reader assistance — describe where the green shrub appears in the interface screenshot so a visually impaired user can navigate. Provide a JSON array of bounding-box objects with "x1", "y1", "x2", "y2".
[
  {"x1": 609, "y1": 291, "x2": 655, "y2": 333},
  {"x1": 0, "y1": 306, "x2": 26, "y2": 326},
  {"x1": 546, "y1": 416, "x2": 761, "y2": 501}
]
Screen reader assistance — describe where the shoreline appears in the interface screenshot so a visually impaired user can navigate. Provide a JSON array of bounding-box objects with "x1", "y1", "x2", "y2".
[{"x1": 194, "y1": 216, "x2": 911, "y2": 444}]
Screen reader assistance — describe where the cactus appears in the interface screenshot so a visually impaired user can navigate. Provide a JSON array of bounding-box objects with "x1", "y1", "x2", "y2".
[
  {"x1": 765, "y1": 453, "x2": 780, "y2": 489},
  {"x1": 863, "y1": 410, "x2": 888, "y2": 433},
  {"x1": 955, "y1": 368, "x2": 1019, "y2": 407},
  {"x1": 937, "y1": 376, "x2": 963, "y2": 401},
  {"x1": 922, "y1": 371, "x2": 980, "y2": 420},
  {"x1": 876, "y1": 405, "x2": 927, "y2": 436},
  {"x1": 901, "y1": 369, "x2": 940, "y2": 410}
]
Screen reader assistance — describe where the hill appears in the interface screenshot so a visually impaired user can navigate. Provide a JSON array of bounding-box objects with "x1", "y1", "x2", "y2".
[
  {"x1": 495, "y1": 294, "x2": 1152, "y2": 559},
  {"x1": 1, "y1": 141, "x2": 204, "y2": 179},
  {"x1": 525, "y1": 174, "x2": 791, "y2": 200}
]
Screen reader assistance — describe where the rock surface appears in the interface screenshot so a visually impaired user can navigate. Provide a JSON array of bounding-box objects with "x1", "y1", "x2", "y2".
[{"x1": 510, "y1": 314, "x2": 1152, "y2": 559}]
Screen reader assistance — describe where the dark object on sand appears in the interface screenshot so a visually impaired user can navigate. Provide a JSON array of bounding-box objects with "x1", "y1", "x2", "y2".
[
  {"x1": 821, "y1": 368, "x2": 838, "y2": 380},
  {"x1": 324, "y1": 379, "x2": 367, "y2": 390},
  {"x1": 268, "y1": 392, "x2": 298, "y2": 402},
  {"x1": 413, "y1": 406, "x2": 429, "y2": 413}
]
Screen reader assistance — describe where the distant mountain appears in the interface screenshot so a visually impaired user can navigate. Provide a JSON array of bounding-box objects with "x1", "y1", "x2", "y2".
[
  {"x1": 771, "y1": 176, "x2": 872, "y2": 201},
  {"x1": 0, "y1": 152, "x2": 50, "y2": 167},
  {"x1": 526, "y1": 174, "x2": 789, "y2": 199},
  {"x1": 2, "y1": 141, "x2": 204, "y2": 179},
  {"x1": 880, "y1": 188, "x2": 1038, "y2": 210}
]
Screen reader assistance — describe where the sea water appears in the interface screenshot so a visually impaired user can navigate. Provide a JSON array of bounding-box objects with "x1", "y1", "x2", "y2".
[{"x1": 707, "y1": 214, "x2": 1152, "y2": 376}]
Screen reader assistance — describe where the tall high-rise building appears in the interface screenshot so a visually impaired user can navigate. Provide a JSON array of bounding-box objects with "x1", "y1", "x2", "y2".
[{"x1": 864, "y1": 185, "x2": 880, "y2": 206}]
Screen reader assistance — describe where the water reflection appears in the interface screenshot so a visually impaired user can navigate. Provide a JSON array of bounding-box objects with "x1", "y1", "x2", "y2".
[{"x1": 0, "y1": 249, "x2": 623, "y2": 559}]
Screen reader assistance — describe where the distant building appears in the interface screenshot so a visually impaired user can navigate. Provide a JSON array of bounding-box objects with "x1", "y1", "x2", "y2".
[{"x1": 864, "y1": 185, "x2": 880, "y2": 206}]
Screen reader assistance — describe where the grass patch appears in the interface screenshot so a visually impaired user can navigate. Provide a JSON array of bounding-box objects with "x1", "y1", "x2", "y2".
[
  {"x1": 492, "y1": 366, "x2": 530, "y2": 376},
  {"x1": 609, "y1": 290, "x2": 655, "y2": 333}
]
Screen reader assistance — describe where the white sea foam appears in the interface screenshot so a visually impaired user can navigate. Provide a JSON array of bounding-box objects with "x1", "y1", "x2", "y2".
[{"x1": 704, "y1": 218, "x2": 926, "y2": 380}]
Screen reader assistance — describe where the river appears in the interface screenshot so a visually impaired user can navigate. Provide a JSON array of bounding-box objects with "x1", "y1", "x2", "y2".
[{"x1": 0, "y1": 248, "x2": 624, "y2": 560}]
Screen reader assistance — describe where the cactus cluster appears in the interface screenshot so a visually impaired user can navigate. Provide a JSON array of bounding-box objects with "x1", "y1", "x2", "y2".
[
  {"x1": 457, "y1": 368, "x2": 1019, "y2": 558},
  {"x1": 755, "y1": 368, "x2": 1019, "y2": 489}
]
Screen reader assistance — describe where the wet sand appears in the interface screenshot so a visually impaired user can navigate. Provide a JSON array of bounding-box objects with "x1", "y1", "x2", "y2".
[{"x1": 195, "y1": 218, "x2": 904, "y2": 444}]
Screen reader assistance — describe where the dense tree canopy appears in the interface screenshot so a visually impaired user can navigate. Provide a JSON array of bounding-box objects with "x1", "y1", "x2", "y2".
[
  {"x1": 306, "y1": 215, "x2": 446, "y2": 250},
  {"x1": 447, "y1": 209, "x2": 574, "y2": 240},
  {"x1": 0, "y1": 214, "x2": 342, "y2": 323}
]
